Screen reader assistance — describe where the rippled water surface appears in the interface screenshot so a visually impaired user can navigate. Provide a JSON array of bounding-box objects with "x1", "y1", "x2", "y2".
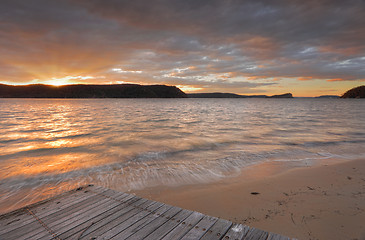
[{"x1": 0, "y1": 98, "x2": 364, "y2": 213}]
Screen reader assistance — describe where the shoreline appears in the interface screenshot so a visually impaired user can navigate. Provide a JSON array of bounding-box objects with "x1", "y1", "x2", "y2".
[{"x1": 132, "y1": 159, "x2": 365, "y2": 240}]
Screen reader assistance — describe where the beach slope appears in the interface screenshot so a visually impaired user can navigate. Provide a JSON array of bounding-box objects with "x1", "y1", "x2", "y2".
[{"x1": 135, "y1": 159, "x2": 365, "y2": 240}]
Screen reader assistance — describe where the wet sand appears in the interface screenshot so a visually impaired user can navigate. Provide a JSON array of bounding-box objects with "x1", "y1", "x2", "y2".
[{"x1": 133, "y1": 159, "x2": 365, "y2": 240}]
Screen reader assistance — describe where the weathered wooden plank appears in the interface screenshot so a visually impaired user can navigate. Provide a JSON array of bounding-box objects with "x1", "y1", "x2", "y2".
[
  {"x1": 56, "y1": 194, "x2": 137, "y2": 239},
  {"x1": 143, "y1": 209, "x2": 193, "y2": 239},
  {"x1": 38, "y1": 191, "x2": 118, "y2": 229},
  {"x1": 40, "y1": 189, "x2": 112, "y2": 222},
  {"x1": 267, "y1": 232, "x2": 291, "y2": 240},
  {"x1": 37, "y1": 201, "x2": 122, "y2": 240},
  {"x1": 243, "y1": 227, "x2": 269, "y2": 240},
  {"x1": 32, "y1": 185, "x2": 106, "y2": 216},
  {"x1": 30, "y1": 186, "x2": 105, "y2": 220},
  {"x1": 9, "y1": 188, "x2": 111, "y2": 239},
  {"x1": 72, "y1": 197, "x2": 147, "y2": 239},
  {"x1": 0, "y1": 192, "x2": 96, "y2": 239},
  {"x1": 222, "y1": 223, "x2": 250, "y2": 240},
  {"x1": 80, "y1": 199, "x2": 161, "y2": 239},
  {"x1": 36, "y1": 191, "x2": 129, "y2": 240},
  {"x1": 0, "y1": 185, "x2": 98, "y2": 222},
  {"x1": 89, "y1": 188, "x2": 130, "y2": 200},
  {"x1": 47, "y1": 190, "x2": 129, "y2": 233},
  {"x1": 123, "y1": 206, "x2": 183, "y2": 239},
  {"x1": 98, "y1": 203, "x2": 170, "y2": 239},
  {"x1": 124, "y1": 205, "x2": 180, "y2": 235},
  {"x1": 15, "y1": 195, "x2": 113, "y2": 240},
  {"x1": 0, "y1": 211, "x2": 29, "y2": 234},
  {"x1": 180, "y1": 215, "x2": 218, "y2": 240},
  {"x1": 29, "y1": 185, "x2": 105, "y2": 219},
  {"x1": 200, "y1": 218, "x2": 233, "y2": 240},
  {"x1": 0, "y1": 192, "x2": 108, "y2": 240},
  {"x1": 0, "y1": 186, "x2": 101, "y2": 235},
  {"x1": 161, "y1": 211, "x2": 205, "y2": 240},
  {"x1": 90, "y1": 187, "x2": 133, "y2": 200}
]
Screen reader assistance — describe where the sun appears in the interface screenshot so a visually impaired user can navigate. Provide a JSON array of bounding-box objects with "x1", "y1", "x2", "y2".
[
  {"x1": 176, "y1": 85, "x2": 203, "y2": 92},
  {"x1": 41, "y1": 75, "x2": 96, "y2": 86},
  {"x1": 48, "y1": 80, "x2": 69, "y2": 86},
  {"x1": 44, "y1": 77, "x2": 71, "y2": 86}
]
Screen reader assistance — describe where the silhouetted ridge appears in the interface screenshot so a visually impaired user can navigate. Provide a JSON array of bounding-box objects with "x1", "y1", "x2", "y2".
[
  {"x1": 268, "y1": 93, "x2": 293, "y2": 98},
  {"x1": 341, "y1": 85, "x2": 365, "y2": 98},
  {"x1": 0, "y1": 84, "x2": 187, "y2": 98}
]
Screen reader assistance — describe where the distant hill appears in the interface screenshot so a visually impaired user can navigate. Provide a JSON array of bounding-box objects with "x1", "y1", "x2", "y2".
[
  {"x1": 341, "y1": 85, "x2": 365, "y2": 98},
  {"x1": 188, "y1": 93, "x2": 247, "y2": 98},
  {"x1": 268, "y1": 93, "x2": 293, "y2": 98},
  {"x1": 188, "y1": 92, "x2": 293, "y2": 98},
  {"x1": 0, "y1": 84, "x2": 187, "y2": 98},
  {"x1": 315, "y1": 95, "x2": 340, "y2": 98}
]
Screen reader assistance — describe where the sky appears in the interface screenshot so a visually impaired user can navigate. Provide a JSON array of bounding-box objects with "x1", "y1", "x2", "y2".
[{"x1": 0, "y1": 0, "x2": 364, "y2": 97}]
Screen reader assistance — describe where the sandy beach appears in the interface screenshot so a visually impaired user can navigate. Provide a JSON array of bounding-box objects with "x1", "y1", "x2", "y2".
[{"x1": 133, "y1": 159, "x2": 365, "y2": 240}]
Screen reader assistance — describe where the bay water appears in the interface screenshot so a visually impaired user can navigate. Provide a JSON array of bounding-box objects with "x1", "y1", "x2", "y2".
[{"x1": 0, "y1": 98, "x2": 364, "y2": 214}]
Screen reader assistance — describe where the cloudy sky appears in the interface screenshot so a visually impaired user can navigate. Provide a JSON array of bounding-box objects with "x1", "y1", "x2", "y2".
[{"x1": 1, "y1": 0, "x2": 364, "y2": 96}]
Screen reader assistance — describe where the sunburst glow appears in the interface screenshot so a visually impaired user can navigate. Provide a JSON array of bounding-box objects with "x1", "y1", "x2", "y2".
[{"x1": 39, "y1": 76, "x2": 97, "y2": 86}]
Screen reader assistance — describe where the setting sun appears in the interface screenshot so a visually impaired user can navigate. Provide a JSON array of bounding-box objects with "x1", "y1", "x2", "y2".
[
  {"x1": 38, "y1": 76, "x2": 97, "y2": 86},
  {"x1": 45, "y1": 79, "x2": 70, "y2": 86}
]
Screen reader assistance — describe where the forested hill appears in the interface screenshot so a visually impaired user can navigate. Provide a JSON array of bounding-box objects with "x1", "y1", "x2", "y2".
[
  {"x1": 0, "y1": 84, "x2": 187, "y2": 98},
  {"x1": 341, "y1": 85, "x2": 365, "y2": 98}
]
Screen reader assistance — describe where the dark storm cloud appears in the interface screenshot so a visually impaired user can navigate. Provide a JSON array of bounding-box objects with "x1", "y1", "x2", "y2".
[
  {"x1": 78, "y1": 0, "x2": 364, "y2": 45},
  {"x1": 0, "y1": 0, "x2": 364, "y2": 91}
]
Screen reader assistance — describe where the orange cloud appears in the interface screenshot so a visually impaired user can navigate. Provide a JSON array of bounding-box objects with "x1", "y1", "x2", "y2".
[
  {"x1": 327, "y1": 78, "x2": 344, "y2": 82},
  {"x1": 318, "y1": 45, "x2": 363, "y2": 57},
  {"x1": 247, "y1": 76, "x2": 261, "y2": 80},
  {"x1": 297, "y1": 77, "x2": 313, "y2": 81}
]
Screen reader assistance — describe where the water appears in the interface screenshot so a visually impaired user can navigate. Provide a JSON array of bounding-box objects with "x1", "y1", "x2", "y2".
[{"x1": 0, "y1": 98, "x2": 364, "y2": 214}]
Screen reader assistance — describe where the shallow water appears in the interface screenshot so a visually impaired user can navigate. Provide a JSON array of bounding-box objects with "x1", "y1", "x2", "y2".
[{"x1": 0, "y1": 98, "x2": 364, "y2": 213}]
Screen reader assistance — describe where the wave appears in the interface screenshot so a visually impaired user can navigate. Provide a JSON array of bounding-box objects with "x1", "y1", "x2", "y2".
[
  {"x1": 1, "y1": 144, "x2": 362, "y2": 214},
  {"x1": 0, "y1": 146, "x2": 92, "y2": 160},
  {"x1": 1, "y1": 146, "x2": 350, "y2": 192},
  {"x1": 303, "y1": 139, "x2": 365, "y2": 147}
]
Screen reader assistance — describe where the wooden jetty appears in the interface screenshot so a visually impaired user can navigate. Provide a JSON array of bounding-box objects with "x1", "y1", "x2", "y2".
[{"x1": 0, "y1": 185, "x2": 295, "y2": 240}]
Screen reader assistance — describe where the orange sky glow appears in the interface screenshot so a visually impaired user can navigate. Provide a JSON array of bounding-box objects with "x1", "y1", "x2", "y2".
[{"x1": 0, "y1": 1, "x2": 364, "y2": 97}]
